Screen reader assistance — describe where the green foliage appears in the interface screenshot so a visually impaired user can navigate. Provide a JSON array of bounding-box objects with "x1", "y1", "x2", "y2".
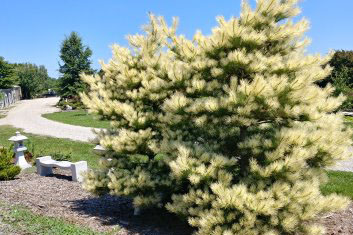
[
  {"x1": 82, "y1": 1, "x2": 352, "y2": 234},
  {"x1": 58, "y1": 32, "x2": 93, "y2": 98},
  {"x1": 42, "y1": 110, "x2": 110, "y2": 129},
  {"x1": 318, "y1": 50, "x2": 353, "y2": 110},
  {"x1": 0, "y1": 146, "x2": 20, "y2": 181},
  {"x1": 57, "y1": 96, "x2": 86, "y2": 110},
  {"x1": 0, "y1": 56, "x2": 18, "y2": 89},
  {"x1": 324, "y1": 50, "x2": 353, "y2": 86},
  {"x1": 13, "y1": 63, "x2": 51, "y2": 99},
  {"x1": 0, "y1": 56, "x2": 54, "y2": 98},
  {"x1": 331, "y1": 66, "x2": 353, "y2": 110},
  {"x1": 51, "y1": 152, "x2": 73, "y2": 161},
  {"x1": 43, "y1": 77, "x2": 60, "y2": 94}
]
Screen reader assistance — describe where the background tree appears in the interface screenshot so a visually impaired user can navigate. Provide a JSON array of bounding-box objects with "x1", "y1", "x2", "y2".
[
  {"x1": 43, "y1": 77, "x2": 60, "y2": 93},
  {"x1": 318, "y1": 50, "x2": 353, "y2": 109},
  {"x1": 0, "y1": 57, "x2": 18, "y2": 89},
  {"x1": 58, "y1": 32, "x2": 93, "y2": 98},
  {"x1": 82, "y1": 1, "x2": 352, "y2": 234},
  {"x1": 14, "y1": 63, "x2": 51, "y2": 99}
]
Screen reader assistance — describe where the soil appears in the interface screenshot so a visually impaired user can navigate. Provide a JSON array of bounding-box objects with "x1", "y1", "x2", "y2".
[
  {"x1": 0, "y1": 169, "x2": 192, "y2": 235},
  {"x1": 0, "y1": 169, "x2": 352, "y2": 235},
  {"x1": 319, "y1": 204, "x2": 353, "y2": 235}
]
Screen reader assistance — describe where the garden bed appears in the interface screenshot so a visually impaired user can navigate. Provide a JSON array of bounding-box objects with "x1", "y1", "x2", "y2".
[
  {"x1": 0, "y1": 169, "x2": 192, "y2": 235},
  {"x1": 0, "y1": 169, "x2": 352, "y2": 234}
]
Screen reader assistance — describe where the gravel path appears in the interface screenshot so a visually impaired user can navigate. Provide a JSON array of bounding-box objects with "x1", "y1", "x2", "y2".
[{"x1": 0, "y1": 97, "x2": 97, "y2": 142}]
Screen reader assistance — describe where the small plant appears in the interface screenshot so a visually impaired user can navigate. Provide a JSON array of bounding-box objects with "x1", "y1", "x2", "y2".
[
  {"x1": 57, "y1": 96, "x2": 86, "y2": 110},
  {"x1": 0, "y1": 146, "x2": 21, "y2": 181},
  {"x1": 31, "y1": 150, "x2": 73, "y2": 166},
  {"x1": 51, "y1": 152, "x2": 73, "y2": 162},
  {"x1": 24, "y1": 140, "x2": 35, "y2": 163}
]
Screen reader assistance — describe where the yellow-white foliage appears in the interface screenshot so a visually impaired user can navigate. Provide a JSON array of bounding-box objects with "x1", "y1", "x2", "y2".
[{"x1": 81, "y1": 0, "x2": 352, "y2": 234}]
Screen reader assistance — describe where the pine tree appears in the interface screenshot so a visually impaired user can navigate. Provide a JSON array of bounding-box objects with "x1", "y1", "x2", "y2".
[
  {"x1": 59, "y1": 32, "x2": 93, "y2": 98},
  {"x1": 81, "y1": 1, "x2": 352, "y2": 234},
  {"x1": 81, "y1": 21, "x2": 176, "y2": 206}
]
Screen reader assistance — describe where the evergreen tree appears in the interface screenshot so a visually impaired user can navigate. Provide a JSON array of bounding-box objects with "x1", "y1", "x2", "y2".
[
  {"x1": 0, "y1": 57, "x2": 17, "y2": 89},
  {"x1": 82, "y1": 1, "x2": 352, "y2": 234},
  {"x1": 58, "y1": 32, "x2": 93, "y2": 98}
]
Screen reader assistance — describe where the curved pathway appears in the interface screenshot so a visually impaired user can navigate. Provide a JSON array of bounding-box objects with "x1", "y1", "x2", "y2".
[{"x1": 0, "y1": 97, "x2": 97, "y2": 142}]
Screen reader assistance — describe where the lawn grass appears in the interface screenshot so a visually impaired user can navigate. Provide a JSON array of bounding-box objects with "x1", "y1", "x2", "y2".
[
  {"x1": 0, "y1": 201, "x2": 120, "y2": 235},
  {"x1": 344, "y1": 116, "x2": 353, "y2": 127},
  {"x1": 0, "y1": 125, "x2": 99, "y2": 168},
  {"x1": 321, "y1": 170, "x2": 353, "y2": 200},
  {"x1": 42, "y1": 110, "x2": 110, "y2": 129}
]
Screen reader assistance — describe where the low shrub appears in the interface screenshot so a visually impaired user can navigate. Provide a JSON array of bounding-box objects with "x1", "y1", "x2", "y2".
[
  {"x1": 51, "y1": 152, "x2": 73, "y2": 162},
  {"x1": 57, "y1": 96, "x2": 86, "y2": 110},
  {"x1": 0, "y1": 146, "x2": 21, "y2": 180}
]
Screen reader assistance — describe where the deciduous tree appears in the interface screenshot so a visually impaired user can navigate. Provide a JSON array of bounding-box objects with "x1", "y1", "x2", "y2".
[
  {"x1": 0, "y1": 57, "x2": 17, "y2": 89},
  {"x1": 15, "y1": 63, "x2": 50, "y2": 99}
]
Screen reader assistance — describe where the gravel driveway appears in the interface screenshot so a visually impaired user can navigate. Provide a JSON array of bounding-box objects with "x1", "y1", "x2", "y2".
[{"x1": 0, "y1": 97, "x2": 97, "y2": 142}]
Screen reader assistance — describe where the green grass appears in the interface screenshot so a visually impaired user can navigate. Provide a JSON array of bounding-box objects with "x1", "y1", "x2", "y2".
[
  {"x1": 42, "y1": 110, "x2": 110, "y2": 129},
  {"x1": 0, "y1": 201, "x2": 120, "y2": 235},
  {"x1": 344, "y1": 116, "x2": 353, "y2": 122},
  {"x1": 344, "y1": 116, "x2": 353, "y2": 127},
  {"x1": 321, "y1": 170, "x2": 353, "y2": 200},
  {"x1": 0, "y1": 125, "x2": 99, "y2": 168}
]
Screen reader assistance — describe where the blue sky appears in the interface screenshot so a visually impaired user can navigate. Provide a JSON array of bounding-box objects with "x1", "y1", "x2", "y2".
[{"x1": 1, "y1": 0, "x2": 352, "y2": 78}]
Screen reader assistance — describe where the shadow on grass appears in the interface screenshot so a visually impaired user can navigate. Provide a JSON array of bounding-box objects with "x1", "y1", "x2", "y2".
[{"x1": 70, "y1": 195, "x2": 193, "y2": 235}]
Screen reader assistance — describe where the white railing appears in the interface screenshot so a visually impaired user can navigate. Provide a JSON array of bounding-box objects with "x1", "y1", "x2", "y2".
[{"x1": 0, "y1": 86, "x2": 21, "y2": 109}]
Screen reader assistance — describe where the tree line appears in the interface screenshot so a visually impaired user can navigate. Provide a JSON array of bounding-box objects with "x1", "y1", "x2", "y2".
[
  {"x1": 0, "y1": 57, "x2": 57, "y2": 99},
  {"x1": 0, "y1": 31, "x2": 94, "y2": 102}
]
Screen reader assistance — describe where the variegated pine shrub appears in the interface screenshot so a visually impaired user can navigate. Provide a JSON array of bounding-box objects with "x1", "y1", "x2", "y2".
[{"x1": 81, "y1": 0, "x2": 352, "y2": 234}]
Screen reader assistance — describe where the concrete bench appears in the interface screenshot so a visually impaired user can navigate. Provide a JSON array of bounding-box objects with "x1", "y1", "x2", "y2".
[{"x1": 36, "y1": 156, "x2": 87, "y2": 182}]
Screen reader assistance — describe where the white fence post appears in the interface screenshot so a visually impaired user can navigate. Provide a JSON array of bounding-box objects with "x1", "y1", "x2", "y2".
[{"x1": 0, "y1": 86, "x2": 21, "y2": 109}]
